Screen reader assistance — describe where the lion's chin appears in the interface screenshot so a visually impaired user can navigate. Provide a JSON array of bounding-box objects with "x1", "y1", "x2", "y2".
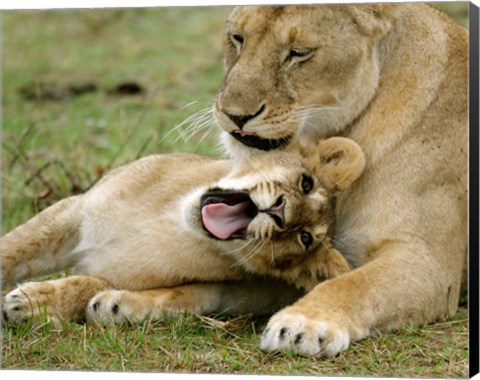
[
  {"x1": 229, "y1": 131, "x2": 291, "y2": 152},
  {"x1": 220, "y1": 132, "x2": 288, "y2": 160}
]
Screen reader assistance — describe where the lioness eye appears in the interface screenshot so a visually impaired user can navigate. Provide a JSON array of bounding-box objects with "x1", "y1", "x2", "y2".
[
  {"x1": 299, "y1": 231, "x2": 313, "y2": 249},
  {"x1": 300, "y1": 175, "x2": 314, "y2": 194},
  {"x1": 231, "y1": 33, "x2": 244, "y2": 46},
  {"x1": 287, "y1": 48, "x2": 313, "y2": 62}
]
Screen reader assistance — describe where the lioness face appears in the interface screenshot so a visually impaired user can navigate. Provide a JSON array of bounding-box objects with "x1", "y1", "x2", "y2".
[
  {"x1": 214, "y1": 5, "x2": 392, "y2": 156},
  {"x1": 184, "y1": 138, "x2": 365, "y2": 274}
]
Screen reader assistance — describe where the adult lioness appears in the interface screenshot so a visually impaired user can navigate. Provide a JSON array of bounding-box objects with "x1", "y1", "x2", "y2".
[
  {"x1": 2, "y1": 137, "x2": 364, "y2": 326},
  {"x1": 214, "y1": 4, "x2": 467, "y2": 357}
]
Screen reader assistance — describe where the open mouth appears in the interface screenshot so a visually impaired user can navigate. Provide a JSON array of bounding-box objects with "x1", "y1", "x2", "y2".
[
  {"x1": 230, "y1": 132, "x2": 291, "y2": 151},
  {"x1": 200, "y1": 189, "x2": 258, "y2": 240}
]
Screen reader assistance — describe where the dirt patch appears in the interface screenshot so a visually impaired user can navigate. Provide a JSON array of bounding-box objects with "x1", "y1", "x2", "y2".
[
  {"x1": 19, "y1": 80, "x2": 145, "y2": 101},
  {"x1": 107, "y1": 81, "x2": 144, "y2": 96},
  {"x1": 19, "y1": 82, "x2": 99, "y2": 101}
]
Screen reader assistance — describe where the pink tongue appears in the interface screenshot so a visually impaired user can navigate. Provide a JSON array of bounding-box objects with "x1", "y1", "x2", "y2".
[{"x1": 202, "y1": 201, "x2": 251, "y2": 240}]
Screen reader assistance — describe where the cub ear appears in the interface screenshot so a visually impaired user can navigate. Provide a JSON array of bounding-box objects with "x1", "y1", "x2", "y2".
[{"x1": 307, "y1": 137, "x2": 366, "y2": 192}]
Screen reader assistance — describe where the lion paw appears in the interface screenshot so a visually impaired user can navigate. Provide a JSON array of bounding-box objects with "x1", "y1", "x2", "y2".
[
  {"x1": 86, "y1": 290, "x2": 128, "y2": 324},
  {"x1": 3, "y1": 282, "x2": 57, "y2": 325},
  {"x1": 260, "y1": 312, "x2": 350, "y2": 357},
  {"x1": 86, "y1": 290, "x2": 154, "y2": 324}
]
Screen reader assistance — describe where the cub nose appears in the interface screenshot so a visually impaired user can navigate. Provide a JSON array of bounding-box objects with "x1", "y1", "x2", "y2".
[
  {"x1": 262, "y1": 196, "x2": 285, "y2": 228},
  {"x1": 223, "y1": 105, "x2": 265, "y2": 129}
]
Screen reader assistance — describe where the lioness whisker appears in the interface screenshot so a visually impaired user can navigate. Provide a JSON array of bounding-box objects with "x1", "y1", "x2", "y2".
[
  {"x1": 171, "y1": 106, "x2": 215, "y2": 143},
  {"x1": 178, "y1": 100, "x2": 199, "y2": 111},
  {"x1": 191, "y1": 125, "x2": 219, "y2": 152},
  {"x1": 157, "y1": 104, "x2": 212, "y2": 144},
  {"x1": 188, "y1": 115, "x2": 216, "y2": 140},
  {"x1": 175, "y1": 115, "x2": 214, "y2": 142}
]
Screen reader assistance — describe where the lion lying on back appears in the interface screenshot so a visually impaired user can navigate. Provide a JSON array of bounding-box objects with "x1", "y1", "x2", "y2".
[{"x1": 2, "y1": 137, "x2": 364, "y2": 326}]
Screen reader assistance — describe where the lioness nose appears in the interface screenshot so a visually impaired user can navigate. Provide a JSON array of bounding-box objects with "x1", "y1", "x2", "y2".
[
  {"x1": 262, "y1": 196, "x2": 285, "y2": 228},
  {"x1": 224, "y1": 105, "x2": 265, "y2": 129}
]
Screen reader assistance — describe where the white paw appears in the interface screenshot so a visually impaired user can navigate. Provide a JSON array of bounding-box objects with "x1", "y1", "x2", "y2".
[
  {"x1": 3, "y1": 283, "x2": 54, "y2": 325},
  {"x1": 260, "y1": 312, "x2": 350, "y2": 357},
  {"x1": 86, "y1": 290, "x2": 131, "y2": 324}
]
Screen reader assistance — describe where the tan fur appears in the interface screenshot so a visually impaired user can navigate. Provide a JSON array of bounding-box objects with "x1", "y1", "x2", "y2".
[
  {"x1": 2, "y1": 138, "x2": 364, "y2": 326},
  {"x1": 214, "y1": 4, "x2": 467, "y2": 357}
]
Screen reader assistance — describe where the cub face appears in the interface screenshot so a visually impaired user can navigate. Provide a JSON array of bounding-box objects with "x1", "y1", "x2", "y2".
[
  {"x1": 184, "y1": 137, "x2": 365, "y2": 284},
  {"x1": 214, "y1": 5, "x2": 397, "y2": 157}
]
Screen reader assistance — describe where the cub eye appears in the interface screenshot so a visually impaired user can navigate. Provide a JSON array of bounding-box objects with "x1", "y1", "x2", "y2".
[
  {"x1": 287, "y1": 48, "x2": 314, "y2": 63},
  {"x1": 299, "y1": 231, "x2": 313, "y2": 249},
  {"x1": 300, "y1": 175, "x2": 314, "y2": 194},
  {"x1": 230, "y1": 33, "x2": 244, "y2": 46}
]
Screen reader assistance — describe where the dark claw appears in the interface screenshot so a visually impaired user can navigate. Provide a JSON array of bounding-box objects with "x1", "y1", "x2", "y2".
[
  {"x1": 3, "y1": 310, "x2": 9, "y2": 322},
  {"x1": 294, "y1": 333, "x2": 304, "y2": 345},
  {"x1": 279, "y1": 327, "x2": 288, "y2": 340},
  {"x1": 92, "y1": 301, "x2": 100, "y2": 312},
  {"x1": 318, "y1": 337, "x2": 324, "y2": 346},
  {"x1": 111, "y1": 303, "x2": 119, "y2": 315}
]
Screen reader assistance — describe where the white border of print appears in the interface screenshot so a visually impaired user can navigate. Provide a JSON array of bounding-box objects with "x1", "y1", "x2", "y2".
[{"x1": 0, "y1": 2, "x2": 477, "y2": 380}]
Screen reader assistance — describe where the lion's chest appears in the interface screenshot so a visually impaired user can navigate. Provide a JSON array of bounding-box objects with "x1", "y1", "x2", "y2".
[
  {"x1": 333, "y1": 190, "x2": 373, "y2": 268},
  {"x1": 333, "y1": 222, "x2": 368, "y2": 268}
]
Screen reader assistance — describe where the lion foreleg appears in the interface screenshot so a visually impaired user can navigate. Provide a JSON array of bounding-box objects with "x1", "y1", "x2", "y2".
[
  {"x1": 260, "y1": 242, "x2": 459, "y2": 357},
  {"x1": 3, "y1": 275, "x2": 112, "y2": 326},
  {"x1": 86, "y1": 278, "x2": 304, "y2": 324}
]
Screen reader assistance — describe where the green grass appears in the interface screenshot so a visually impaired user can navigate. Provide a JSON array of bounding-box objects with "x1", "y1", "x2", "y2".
[
  {"x1": 1, "y1": 4, "x2": 470, "y2": 377},
  {"x1": 2, "y1": 309, "x2": 469, "y2": 376},
  {"x1": 2, "y1": 7, "x2": 230, "y2": 231}
]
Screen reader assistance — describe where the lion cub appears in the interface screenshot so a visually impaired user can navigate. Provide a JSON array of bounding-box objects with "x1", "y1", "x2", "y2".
[{"x1": 2, "y1": 137, "x2": 365, "y2": 326}]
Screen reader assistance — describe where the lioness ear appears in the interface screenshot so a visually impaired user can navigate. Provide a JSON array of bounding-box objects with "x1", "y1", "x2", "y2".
[
  {"x1": 345, "y1": 4, "x2": 400, "y2": 40},
  {"x1": 312, "y1": 137, "x2": 366, "y2": 192}
]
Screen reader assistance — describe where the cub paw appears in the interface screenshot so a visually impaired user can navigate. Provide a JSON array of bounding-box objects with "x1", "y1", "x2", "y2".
[
  {"x1": 3, "y1": 282, "x2": 57, "y2": 325},
  {"x1": 87, "y1": 290, "x2": 139, "y2": 324},
  {"x1": 260, "y1": 312, "x2": 350, "y2": 357}
]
